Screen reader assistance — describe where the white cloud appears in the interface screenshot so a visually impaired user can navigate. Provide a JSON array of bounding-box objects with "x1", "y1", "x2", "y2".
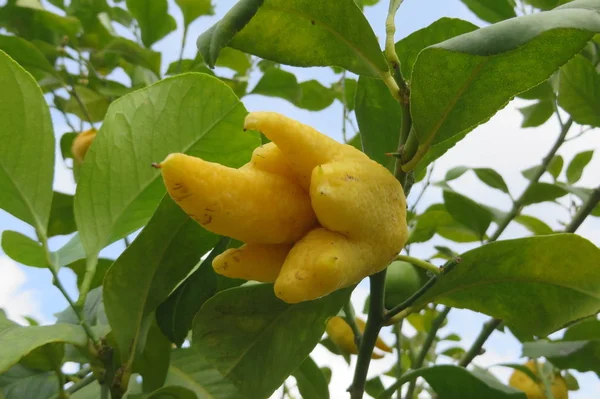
[{"x1": 0, "y1": 256, "x2": 46, "y2": 325}]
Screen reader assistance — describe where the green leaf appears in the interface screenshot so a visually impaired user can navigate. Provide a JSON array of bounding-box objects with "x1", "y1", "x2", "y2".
[
  {"x1": 215, "y1": 47, "x2": 251, "y2": 75},
  {"x1": 414, "y1": 234, "x2": 600, "y2": 336},
  {"x1": 56, "y1": 86, "x2": 110, "y2": 123},
  {"x1": 98, "y1": 38, "x2": 161, "y2": 76},
  {"x1": 293, "y1": 357, "x2": 329, "y2": 399},
  {"x1": 521, "y1": 182, "x2": 568, "y2": 205},
  {"x1": 0, "y1": 35, "x2": 59, "y2": 85},
  {"x1": 445, "y1": 166, "x2": 469, "y2": 181},
  {"x1": 514, "y1": 215, "x2": 553, "y2": 235},
  {"x1": 55, "y1": 287, "x2": 107, "y2": 327},
  {"x1": 133, "y1": 321, "x2": 171, "y2": 392},
  {"x1": 521, "y1": 165, "x2": 544, "y2": 181},
  {"x1": 411, "y1": 1, "x2": 600, "y2": 148},
  {"x1": 0, "y1": 365, "x2": 57, "y2": 399},
  {"x1": 547, "y1": 155, "x2": 563, "y2": 180},
  {"x1": 409, "y1": 205, "x2": 480, "y2": 244},
  {"x1": 156, "y1": 237, "x2": 236, "y2": 347},
  {"x1": 165, "y1": 346, "x2": 243, "y2": 398},
  {"x1": 473, "y1": 168, "x2": 510, "y2": 194},
  {"x1": 250, "y1": 67, "x2": 334, "y2": 111},
  {"x1": 47, "y1": 192, "x2": 76, "y2": 237},
  {"x1": 518, "y1": 100, "x2": 554, "y2": 128},
  {"x1": 51, "y1": 233, "x2": 86, "y2": 268},
  {"x1": 209, "y1": 0, "x2": 388, "y2": 77},
  {"x1": 74, "y1": 73, "x2": 258, "y2": 258},
  {"x1": 524, "y1": 0, "x2": 561, "y2": 10},
  {"x1": 126, "y1": 0, "x2": 176, "y2": 47},
  {"x1": 524, "y1": 318, "x2": 600, "y2": 375},
  {"x1": 566, "y1": 150, "x2": 594, "y2": 184},
  {"x1": 0, "y1": 50, "x2": 54, "y2": 235},
  {"x1": 103, "y1": 196, "x2": 217, "y2": 366},
  {"x1": 563, "y1": 371, "x2": 579, "y2": 391},
  {"x1": 128, "y1": 385, "x2": 197, "y2": 399},
  {"x1": 395, "y1": 18, "x2": 478, "y2": 81},
  {"x1": 441, "y1": 346, "x2": 466, "y2": 359},
  {"x1": 19, "y1": 343, "x2": 64, "y2": 372},
  {"x1": 175, "y1": 0, "x2": 214, "y2": 27},
  {"x1": 196, "y1": 0, "x2": 264, "y2": 68},
  {"x1": 0, "y1": 324, "x2": 88, "y2": 373},
  {"x1": 67, "y1": 258, "x2": 113, "y2": 291},
  {"x1": 378, "y1": 365, "x2": 526, "y2": 399},
  {"x1": 166, "y1": 59, "x2": 214, "y2": 76},
  {"x1": 110, "y1": 6, "x2": 133, "y2": 28},
  {"x1": 355, "y1": 76, "x2": 402, "y2": 171},
  {"x1": 1, "y1": 231, "x2": 47, "y2": 268},
  {"x1": 558, "y1": 54, "x2": 600, "y2": 127},
  {"x1": 193, "y1": 284, "x2": 350, "y2": 398},
  {"x1": 443, "y1": 190, "x2": 493, "y2": 239},
  {"x1": 459, "y1": 0, "x2": 517, "y2": 23},
  {"x1": 365, "y1": 377, "x2": 385, "y2": 398}
]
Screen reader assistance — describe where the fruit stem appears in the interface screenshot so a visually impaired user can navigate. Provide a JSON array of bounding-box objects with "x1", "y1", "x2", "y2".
[
  {"x1": 394, "y1": 255, "x2": 440, "y2": 275},
  {"x1": 343, "y1": 301, "x2": 363, "y2": 348}
]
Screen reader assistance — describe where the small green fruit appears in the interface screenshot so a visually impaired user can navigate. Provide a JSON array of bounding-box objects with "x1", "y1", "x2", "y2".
[{"x1": 384, "y1": 261, "x2": 428, "y2": 308}]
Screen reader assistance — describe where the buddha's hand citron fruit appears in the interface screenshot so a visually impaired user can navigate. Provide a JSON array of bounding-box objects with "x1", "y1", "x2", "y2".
[
  {"x1": 325, "y1": 316, "x2": 392, "y2": 359},
  {"x1": 384, "y1": 261, "x2": 429, "y2": 309},
  {"x1": 71, "y1": 128, "x2": 97, "y2": 164},
  {"x1": 156, "y1": 112, "x2": 408, "y2": 303},
  {"x1": 509, "y1": 360, "x2": 568, "y2": 399}
]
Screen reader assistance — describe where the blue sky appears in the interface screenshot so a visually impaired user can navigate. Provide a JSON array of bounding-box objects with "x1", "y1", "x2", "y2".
[{"x1": 1, "y1": 0, "x2": 599, "y2": 397}]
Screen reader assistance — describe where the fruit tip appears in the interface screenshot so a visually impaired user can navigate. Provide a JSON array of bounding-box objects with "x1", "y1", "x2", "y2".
[{"x1": 151, "y1": 162, "x2": 161, "y2": 169}]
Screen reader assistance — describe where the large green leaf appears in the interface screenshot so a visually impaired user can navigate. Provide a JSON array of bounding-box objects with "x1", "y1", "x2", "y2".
[
  {"x1": 1, "y1": 231, "x2": 47, "y2": 268},
  {"x1": 414, "y1": 234, "x2": 600, "y2": 336},
  {"x1": 250, "y1": 67, "x2": 334, "y2": 111},
  {"x1": 378, "y1": 365, "x2": 525, "y2": 399},
  {"x1": 193, "y1": 284, "x2": 350, "y2": 398},
  {"x1": 126, "y1": 0, "x2": 176, "y2": 47},
  {"x1": 459, "y1": 0, "x2": 517, "y2": 23},
  {"x1": 0, "y1": 324, "x2": 88, "y2": 373},
  {"x1": 166, "y1": 346, "x2": 244, "y2": 398},
  {"x1": 558, "y1": 54, "x2": 600, "y2": 127},
  {"x1": 0, "y1": 50, "x2": 54, "y2": 235},
  {"x1": 202, "y1": 0, "x2": 388, "y2": 77},
  {"x1": 443, "y1": 190, "x2": 493, "y2": 239},
  {"x1": 103, "y1": 196, "x2": 217, "y2": 365},
  {"x1": 355, "y1": 76, "x2": 402, "y2": 171},
  {"x1": 293, "y1": 356, "x2": 329, "y2": 399},
  {"x1": 74, "y1": 73, "x2": 258, "y2": 258},
  {"x1": 0, "y1": 365, "x2": 57, "y2": 399},
  {"x1": 175, "y1": 0, "x2": 214, "y2": 27},
  {"x1": 156, "y1": 237, "x2": 238, "y2": 347},
  {"x1": 524, "y1": 318, "x2": 600, "y2": 374},
  {"x1": 566, "y1": 150, "x2": 594, "y2": 184},
  {"x1": 395, "y1": 18, "x2": 478, "y2": 80},
  {"x1": 411, "y1": 0, "x2": 600, "y2": 149}
]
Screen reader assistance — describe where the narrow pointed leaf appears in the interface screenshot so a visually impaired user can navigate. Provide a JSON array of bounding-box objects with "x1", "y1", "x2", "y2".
[
  {"x1": 126, "y1": 0, "x2": 176, "y2": 47},
  {"x1": 443, "y1": 190, "x2": 493, "y2": 239},
  {"x1": 473, "y1": 168, "x2": 510, "y2": 194},
  {"x1": 518, "y1": 100, "x2": 554, "y2": 128}
]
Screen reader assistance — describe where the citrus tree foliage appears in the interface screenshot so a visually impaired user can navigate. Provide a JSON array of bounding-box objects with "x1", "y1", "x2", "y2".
[{"x1": 1, "y1": 0, "x2": 600, "y2": 398}]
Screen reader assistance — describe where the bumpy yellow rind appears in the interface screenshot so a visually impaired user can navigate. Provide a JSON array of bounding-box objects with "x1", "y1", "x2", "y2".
[
  {"x1": 509, "y1": 361, "x2": 568, "y2": 399},
  {"x1": 212, "y1": 243, "x2": 292, "y2": 283}
]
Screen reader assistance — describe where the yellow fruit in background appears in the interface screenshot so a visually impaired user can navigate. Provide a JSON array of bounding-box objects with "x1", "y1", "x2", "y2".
[
  {"x1": 325, "y1": 316, "x2": 391, "y2": 359},
  {"x1": 156, "y1": 153, "x2": 317, "y2": 244},
  {"x1": 213, "y1": 243, "x2": 292, "y2": 283},
  {"x1": 71, "y1": 128, "x2": 97, "y2": 164},
  {"x1": 157, "y1": 112, "x2": 408, "y2": 303},
  {"x1": 509, "y1": 360, "x2": 568, "y2": 399}
]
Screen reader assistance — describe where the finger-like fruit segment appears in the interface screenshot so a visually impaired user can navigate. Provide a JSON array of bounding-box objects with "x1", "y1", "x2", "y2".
[
  {"x1": 212, "y1": 243, "x2": 292, "y2": 282},
  {"x1": 310, "y1": 160, "x2": 407, "y2": 246},
  {"x1": 509, "y1": 361, "x2": 568, "y2": 399},
  {"x1": 325, "y1": 316, "x2": 384, "y2": 359},
  {"x1": 244, "y1": 112, "x2": 365, "y2": 188},
  {"x1": 72, "y1": 128, "x2": 97, "y2": 164},
  {"x1": 158, "y1": 153, "x2": 316, "y2": 244},
  {"x1": 247, "y1": 142, "x2": 300, "y2": 186},
  {"x1": 274, "y1": 228, "x2": 371, "y2": 303},
  {"x1": 355, "y1": 318, "x2": 393, "y2": 353}
]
